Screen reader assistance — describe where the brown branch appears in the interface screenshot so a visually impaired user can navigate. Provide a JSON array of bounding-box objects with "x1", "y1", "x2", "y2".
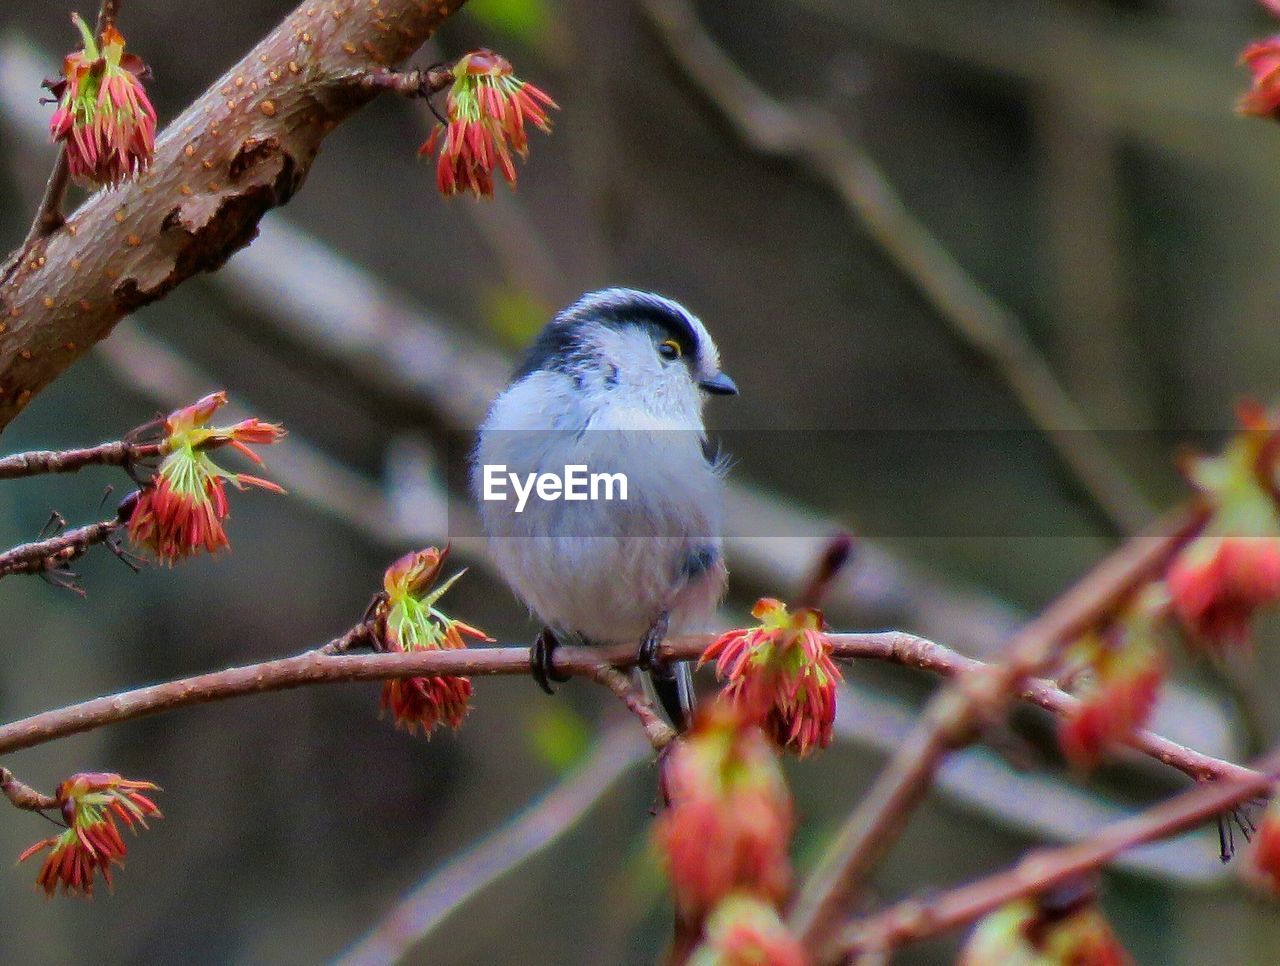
[
  {"x1": 839, "y1": 747, "x2": 1280, "y2": 956},
  {"x1": 0, "y1": 439, "x2": 161, "y2": 479},
  {"x1": 641, "y1": 0, "x2": 1153, "y2": 538},
  {"x1": 338, "y1": 726, "x2": 647, "y2": 965},
  {"x1": 0, "y1": 622, "x2": 1244, "y2": 787},
  {"x1": 587, "y1": 665, "x2": 676, "y2": 751},
  {"x1": 0, "y1": 0, "x2": 470, "y2": 431},
  {"x1": 18, "y1": 0, "x2": 122, "y2": 249},
  {"x1": 0, "y1": 767, "x2": 58, "y2": 812},
  {"x1": 0, "y1": 516, "x2": 124, "y2": 579},
  {"x1": 786, "y1": 507, "x2": 1208, "y2": 961}
]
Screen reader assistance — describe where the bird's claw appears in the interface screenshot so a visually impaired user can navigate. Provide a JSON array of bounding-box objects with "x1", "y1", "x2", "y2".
[
  {"x1": 531, "y1": 627, "x2": 570, "y2": 695},
  {"x1": 636, "y1": 612, "x2": 671, "y2": 674}
]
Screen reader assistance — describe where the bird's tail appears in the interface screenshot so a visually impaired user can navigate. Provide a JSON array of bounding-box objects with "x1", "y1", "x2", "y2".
[{"x1": 648, "y1": 660, "x2": 696, "y2": 733}]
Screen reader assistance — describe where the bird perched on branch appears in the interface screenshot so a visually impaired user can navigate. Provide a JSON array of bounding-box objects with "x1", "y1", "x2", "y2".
[{"x1": 473, "y1": 288, "x2": 737, "y2": 730}]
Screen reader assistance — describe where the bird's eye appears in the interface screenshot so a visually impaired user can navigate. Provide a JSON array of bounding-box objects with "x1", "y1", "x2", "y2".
[{"x1": 658, "y1": 339, "x2": 682, "y2": 361}]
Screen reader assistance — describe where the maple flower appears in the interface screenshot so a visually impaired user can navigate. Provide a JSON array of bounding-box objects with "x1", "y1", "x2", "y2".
[
  {"x1": 700, "y1": 598, "x2": 842, "y2": 757},
  {"x1": 126, "y1": 392, "x2": 285, "y2": 564},
  {"x1": 1167, "y1": 401, "x2": 1280, "y2": 651},
  {"x1": 1240, "y1": 37, "x2": 1280, "y2": 119},
  {"x1": 419, "y1": 49, "x2": 557, "y2": 198},
  {"x1": 47, "y1": 13, "x2": 157, "y2": 186},
  {"x1": 689, "y1": 894, "x2": 807, "y2": 966},
  {"x1": 961, "y1": 889, "x2": 1131, "y2": 966},
  {"x1": 655, "y1": 704, "x2": 794, "y2": 919},
  {"x1": 18, "y1": 772, "x2": 160, "y2": 898},
  {"x1": 374, "y1": 547, "x2": 491, "y2": 735},
  {"x1": 1252, "y1": 796, "x2": 1280, "y2": 893},
  {"x1": 1058, "y1": 594, "x2": 1167, "y2": 770}
]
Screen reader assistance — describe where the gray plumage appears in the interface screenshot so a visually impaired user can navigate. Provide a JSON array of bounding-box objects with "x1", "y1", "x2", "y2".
[{"x1": 472, "y1": 288, "x2": 736, "y2": 727}]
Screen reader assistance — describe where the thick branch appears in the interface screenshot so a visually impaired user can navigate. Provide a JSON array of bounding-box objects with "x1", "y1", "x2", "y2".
[
  {"x1": 0, "y1": 0, "x2": 468, "y2": 430},
  {"x1": 840, "y1": 747, "x2": 1280, "y2": 955},
  {"x1": 786, "y1": 507, "x2": 1208, "y2": 960},
  {"x1": 0, "y1": 440, "x2": 160, "y2": 479},
  {"x1": 0, "y1": 624, "x2": 1244, "y2": 791}
]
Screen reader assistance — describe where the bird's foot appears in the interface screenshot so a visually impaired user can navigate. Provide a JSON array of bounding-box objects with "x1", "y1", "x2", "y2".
[
  {"x1": 636, "y1": 612, "x2": 671, "y2": 673},
  {"x1": 530, "y1": 627, "x2": 571, "y2": 695}
]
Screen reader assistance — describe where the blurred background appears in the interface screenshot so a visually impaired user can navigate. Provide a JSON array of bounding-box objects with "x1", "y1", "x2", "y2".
[{"x1": 2, "y1": 0, "x2": 1280, "y2": 961}]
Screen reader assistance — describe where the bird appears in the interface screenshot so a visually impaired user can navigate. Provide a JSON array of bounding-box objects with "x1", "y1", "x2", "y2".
[{"x1": 472, "y1": 288, "x2": 738, "y2": 731}]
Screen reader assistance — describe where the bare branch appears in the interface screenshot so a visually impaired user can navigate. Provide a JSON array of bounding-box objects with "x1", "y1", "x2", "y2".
[
  {"x1": 839, "y1": 746, "x2": 1280, "y2": 956},
  {"x1": 0, "y1": 516, "x2": 123, "y2": 580},
  {"x1": 0, "y1": 626, "x2": 1244, "y2": 789},
  {"x1": 786, "y1": 507, "x2": 1208, "y2": 960},
  {"x1": 588, "y1": 665, "x2": 677, "y2": 751},
  {"x1": 338, "y1": 726, "x2": 647, "y2": 965},
  {"x1": 642, "y1": 0, "x2": 1153, "y2": 537},
  {"x1": 0, "y1": 0, "x2": 470, "y2": 430},
  {"x1": 0, "y1": 767, "x2": 58, "y2": 812},
  {"x1": 0, "y1": 439, "x2": 160, "y2": 479}
]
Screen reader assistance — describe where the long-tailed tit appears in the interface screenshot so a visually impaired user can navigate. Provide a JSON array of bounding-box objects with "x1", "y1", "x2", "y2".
[{"x1": 473, "y1": 288, "x2": 737, "y2": 729}]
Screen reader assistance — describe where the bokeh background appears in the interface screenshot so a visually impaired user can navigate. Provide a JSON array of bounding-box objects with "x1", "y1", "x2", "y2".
[{"x1": 2, "y1": 0, "x2": 1280, "y2": 962}]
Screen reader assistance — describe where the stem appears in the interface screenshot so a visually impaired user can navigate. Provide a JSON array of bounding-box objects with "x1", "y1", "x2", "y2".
[
  {"x1": 840, "y1": 749, "x2": 1280, "y2": 955},
  {"x1": 786, "y1": 507, "x2": 1208, "y2": 960},
  {"x1": 0, "y1": 440, "x2": 161, "y2": 479},
  {"x1": 0, "y1": 518, "x2": 122, "y2": 578},
  {"x1": 0, "y1": 767, "x2": 57, "y2": 812},
  {"x1": 0, "y1": 625, "x2": 1243, "y2": 789}
]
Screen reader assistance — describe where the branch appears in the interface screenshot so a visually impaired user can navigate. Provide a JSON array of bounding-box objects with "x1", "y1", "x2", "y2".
[
  {"x1": 0, "y1": 767, "x2": 57, "y2": 812},
  {"x1": 0, "y1": 0, "x2": 469, "y2": 431},
  {"x1": 338, "y1": 726, "x2": 647, "y2": 965},
  {"x1": 587, "y1": 665, "x2": 677, "y2": 751},
  {"x1": 0, "y1": 624, "x2": 1244, "y2": 787},
  {"x1": 786, "y1": 507, "x2": 1208, "y2": 960},
  {"x1": 641, "y1": 0, "x2": 1152, "y2": 537},
  {"x1": 0, "y1": 516, "x2": 124, "y2": 580},
  {"x1": 0, "y1": 439, "x2": 160, "y2": 479},
  {"x1": 839, "y1": 746, "x2": 1280, "y2": 956}
]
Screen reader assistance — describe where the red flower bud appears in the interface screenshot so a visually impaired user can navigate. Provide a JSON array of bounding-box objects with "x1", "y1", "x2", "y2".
[
  {"x1": 700, "y1": 598, "x2": 841, "y2": 757},
  {"x1": 961, "y1": 889, "x2": 1131, "y2": 966},
  {"x1": 18, "y1": 772, "x2": 161, "y2": 898},
  {"x1": 690, "y1": 894, "x2": 807, "y2": 966},
  {"x1": 655, "y1": 704, "x2": 793, "y2": 919}
]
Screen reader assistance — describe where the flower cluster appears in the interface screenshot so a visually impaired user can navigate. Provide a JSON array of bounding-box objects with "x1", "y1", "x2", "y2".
[
  {"x1": 700, "y1": 598, "x2": 841, "y2": 757},
  {"x1": 18, "y1": 772, "x2": 160, "y2": 898},
  {"x1": 655, "y1": 704, "x2": 793, "y2": 920},
  {"x1": 689, "y1": 894, "x2": 806, "y2": 966},
  {"x1": 1166, "y1": 401, "x2": 1280, "y2": 652},
  {"x1": 126, "y1": 392, "x2": 285, "y2": 564},
  {"x1": 47, "y1": 13, "x2": 156, "y2": 186},
  {"x1": 374, "y1": 547, "x2": 491, "y2": 735},
  {"x1": 420, "y1": 50, "x2": 557, "y2": 198},
  {"x1": 1058, "y1": 592, "x2": 1167, "y2": 770},
  {"x1": 961, "y1": 888, "x2": 1130, "y2": 966},
  {"x1": 1253, "y1": 796, "x2": 1280, "y2": 893}
]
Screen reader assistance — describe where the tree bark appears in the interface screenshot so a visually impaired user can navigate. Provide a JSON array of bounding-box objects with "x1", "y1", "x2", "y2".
[{"x1": 0, "y1": 0, "x2": 467, "y2": 431}]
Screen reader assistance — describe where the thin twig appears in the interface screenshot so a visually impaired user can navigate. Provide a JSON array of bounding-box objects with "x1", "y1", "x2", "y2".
[
  {"x1": 839, "y1": 744, "x2": 1280, "y2": 955},
  {"x1": 0, "y1": 767, "x2": 58, "y2": 812},
  {"x1": 338, "y1": 726, "x2": 646, "y2": 965},
  {"x1": 588, "y1": 665, "x2": 677, "y2": 751},
  {"x1": 0, "y1": 517, "x2": 123, "y2": 579},
  {"x1": 641, "y1": 0, "x2": 1152, "y2": 538},
  {"x1": 0, "y1": 623, "x2": 1243, "y2": 786},
  {"x1": 785, "y1": 507, "x2": 1208, "y2": 960},
  {"x1": 0, "y1": 440, "x2": 161, "y2": 479}
]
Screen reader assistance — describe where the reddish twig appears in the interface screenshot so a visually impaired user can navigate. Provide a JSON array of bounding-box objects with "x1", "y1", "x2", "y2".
[
  {"x1": 587, "y1": 665, "x2": 677, "y2": 751},
  {"x1": 0, "y1": 623, "x2": 1244, "y2": 790},
  {"x1": 839, "y1": 747, "x2": 1280, "y2": 956},
  {"x1": 0, "y1": 767, "x2": 57, "y2": 812},
  {"x1": 0, "y1": 439, "x2": 161, "y2": 479},
  {"x1": 787, "y1": 507, "x2": 1209, "y2": 960},
  {"x1": 357, "y1": 65, "x2": 455, "y2": 98}
]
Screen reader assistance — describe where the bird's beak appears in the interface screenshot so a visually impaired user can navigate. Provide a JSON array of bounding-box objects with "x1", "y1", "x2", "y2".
[{"x1": 699, "y1": 371, "x2": 738, "y2": 396}]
